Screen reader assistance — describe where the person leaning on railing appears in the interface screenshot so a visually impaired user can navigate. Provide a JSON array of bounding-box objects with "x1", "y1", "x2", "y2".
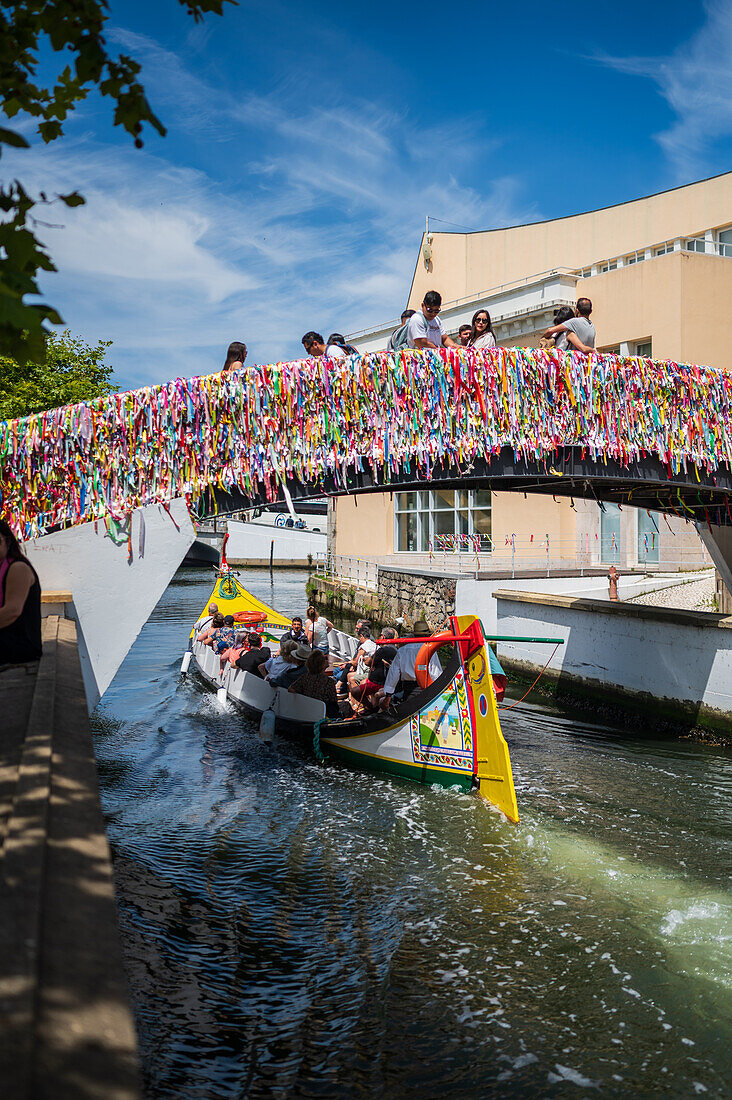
[{"x1": 0, "y1": 518, "x2": 42, "y2": 671}]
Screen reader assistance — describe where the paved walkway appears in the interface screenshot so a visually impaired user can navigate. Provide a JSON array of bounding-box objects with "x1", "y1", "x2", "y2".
[
  {"x1": 627, "y1": 569, "x2": 717, "y2": 612},
  {"x1": 0, "y1": 616, "x2": 140, "y2": 1100}
]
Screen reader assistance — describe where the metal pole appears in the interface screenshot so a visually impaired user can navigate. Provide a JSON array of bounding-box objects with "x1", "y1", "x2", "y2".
[{"x1": 269, "y1": 539, "x2": 274, "y2": 578}]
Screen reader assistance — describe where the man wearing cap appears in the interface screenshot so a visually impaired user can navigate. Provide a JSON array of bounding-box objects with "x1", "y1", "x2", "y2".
[{"x1": 380, "y1": 620, "x2": 443, "y2": 707}]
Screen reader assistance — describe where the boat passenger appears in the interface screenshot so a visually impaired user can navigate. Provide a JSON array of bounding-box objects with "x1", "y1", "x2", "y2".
[
  {"x1": 195, "y1": 602, "x2": 218, "y2": 632},
  {"x1": 380, "y1": 620, "x2": 442, "y2": 708},
  {"x1": 212, "y1": 615, "x2": 236, "y2": 655},
  {"x1": 235, "y1": 632, "x2": 271, "y2": 677},
  {"x1": 349, "y1": 627, "x2": 397, "y2": 714},
  {"x1": 261, "y1": 639, "x2": 309, "y2": 688},
  {"x1": 333, "y1": 617, "x2": 371, "y2": 692},
  {"x1": 468, "y1": 309, "x2": 496, "y2": 351},
  {"x1": 346, "y1": 626, "x2": 377, "y2": 694},
  {"x1": 221, "y1": 629, "x2": 249, "y2": 672},
  {"x1": 306, "y1": 605, "x2": 333, "y2": 655},
  {"x1": 288, "y1": 650, "x2": 339, "y2": 718},
  {"x1": 281, "y1": 616, "x2": 310, "y2": 648},
  {"x1": 199, "y1": 612, "x2": 224, "y2": 645},
  {"x1": 0, "y1": 519, "x2": 42, "y2": 671},
  {"x1": 221, "y1": 341, "x2": 247, "y2": 373}
]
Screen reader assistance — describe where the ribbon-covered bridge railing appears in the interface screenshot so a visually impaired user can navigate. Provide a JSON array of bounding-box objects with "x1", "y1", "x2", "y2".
[{"x1": 1, "y1": 347, "x2": 732, "y2": 539}]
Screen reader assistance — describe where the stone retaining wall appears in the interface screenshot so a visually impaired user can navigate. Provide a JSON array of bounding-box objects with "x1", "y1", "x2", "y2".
[{"x1": 376, "y1": 567, "x2": 457, "y2": 628}]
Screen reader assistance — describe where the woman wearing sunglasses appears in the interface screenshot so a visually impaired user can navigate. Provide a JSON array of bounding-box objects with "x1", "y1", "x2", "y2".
[{"x1": 469, "y1": 310, "x2": 496, "y2": 350}]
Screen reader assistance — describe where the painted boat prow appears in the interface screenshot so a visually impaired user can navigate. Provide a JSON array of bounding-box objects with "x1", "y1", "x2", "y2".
[
  {"x1": 455, "y1": 614, "x2": 519, "y2": 823},
  {"x1": 191, "y1": 569, "x2": 292, "y2": 637}
]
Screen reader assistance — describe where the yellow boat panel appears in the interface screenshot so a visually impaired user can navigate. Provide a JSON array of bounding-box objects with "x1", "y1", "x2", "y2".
[
  {"x1": 190, "y1": 571, "x2": 292, "y2": 637},
  {"x1": 455, "y1": 614, "x2": 519, "y2": 823}
]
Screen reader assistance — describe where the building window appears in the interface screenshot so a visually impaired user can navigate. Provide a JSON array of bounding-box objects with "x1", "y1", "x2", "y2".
[
  {"x1": 717, "y1": 227, "x2": 732, "y2": 257},
  {"x1": 635, "y1": 339, "x2": 652, "y2": 358},
  {"x1": 394, "y1": 489, "x2": 492, "y2": 553},
  {"x1": 600, "y1": 503, "x2": 622, "y2": 564},
  {"x1": 638, "y1": 510, "x2": 660, "y2": 565},
  {"x1": 655, "y1": 241, "x2": 673, "y2": 256},
  {"x1": 685, "y1": 237, "x2": 706, "y2": 253}
]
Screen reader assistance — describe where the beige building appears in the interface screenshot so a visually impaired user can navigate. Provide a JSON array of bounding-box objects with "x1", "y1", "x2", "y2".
[{"x1": 335, "y1": 173, "x2": 732, "y2": 574}]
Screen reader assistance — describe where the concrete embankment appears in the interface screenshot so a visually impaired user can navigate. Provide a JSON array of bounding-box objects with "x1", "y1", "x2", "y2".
[
  {"x1": 494, "y1": 589, "x2": 732, "y2": 735},
  {"x1": 0, "y1": 608, "x2": 140, "y2": 1099}
]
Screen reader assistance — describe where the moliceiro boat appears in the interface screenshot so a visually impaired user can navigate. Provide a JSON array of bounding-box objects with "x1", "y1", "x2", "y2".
[{"x1": 184, "y1": 568, "x2": 520, "y2": 822}]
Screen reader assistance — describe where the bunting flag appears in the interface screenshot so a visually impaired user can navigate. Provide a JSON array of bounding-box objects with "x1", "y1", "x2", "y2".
[{"x1": 1, "y1": 346, "x2": 731, "y2": 538}]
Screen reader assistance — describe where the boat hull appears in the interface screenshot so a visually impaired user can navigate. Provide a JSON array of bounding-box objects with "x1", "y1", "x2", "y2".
[{"x1": 187, "y1": 573, "x2": 519, "y2": 818}]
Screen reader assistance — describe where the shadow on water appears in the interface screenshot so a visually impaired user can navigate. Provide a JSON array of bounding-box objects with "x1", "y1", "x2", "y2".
[{"x1": 93, "y1": 567, "x2": 732, "y2": 1099}]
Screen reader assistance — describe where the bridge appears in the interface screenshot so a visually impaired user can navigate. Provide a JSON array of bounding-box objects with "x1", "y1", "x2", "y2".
[
  {"x1": 2, "y1": 346, "x2": 731, "y2": 528},
  {"x1": 2, "y1": 346, "x2": 732, "y2": 703}
]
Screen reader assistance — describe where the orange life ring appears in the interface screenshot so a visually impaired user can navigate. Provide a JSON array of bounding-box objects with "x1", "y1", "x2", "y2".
[
  {"x1": 415, "y1": 631, "x2": 452, "y2": 688},
  {"x1": 233, "y1": 610, "x2": 267, "y2": 626}
]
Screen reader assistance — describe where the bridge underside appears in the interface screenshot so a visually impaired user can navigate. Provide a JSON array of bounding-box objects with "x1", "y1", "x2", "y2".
[{"x1": 201, "y1": 446, "x2": 732, "y2": 527}]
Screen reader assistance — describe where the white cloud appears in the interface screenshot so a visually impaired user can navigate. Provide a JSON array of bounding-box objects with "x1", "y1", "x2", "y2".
[
  {"x1": 3, "y1": 32, "x2": 537, "y2": 389},
  {"x1": 598, "y1": 0, "x2": 732, "y2": 177}
]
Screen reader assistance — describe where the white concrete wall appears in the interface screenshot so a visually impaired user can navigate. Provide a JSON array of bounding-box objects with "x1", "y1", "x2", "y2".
[
  {"x1": 26, "y1": 499, "x2": 194, "y2": 709},
  {"x1": 226, "y1": 519, "x2": 326, "y2": 565},
  {"x1": 493, "y1": 589, "x2": 732, "y2": 720}
]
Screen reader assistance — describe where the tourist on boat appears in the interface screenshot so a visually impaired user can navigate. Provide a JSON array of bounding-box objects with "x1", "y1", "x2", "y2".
[
  {"x1": 543, "y1": 298, "x2": 595, "y2": 353},
  {"x1": 195, "y1": 602, "x2": 218, "y2": 632},
  {"x1": 469, "y1": 309, "x2": 496, "y2": 350},
  {"x1": 281, "y1": 616, "x2": 310, "y2": 648},
  {"x1": 333, "y1": 617, "x2": 372, "y2": 692},
  {"x1": 305, "y1": 605, "x2": 333, "y2": 655},
  {"x1": 458, "y1": 324, "x2": 472, "y2": 346},
  {"x1": 221, "y1": 341, "x2": 247, "y2": 373},
  {"x1": 327, "y1": 333, "x2": 359, "y2": 356},
  {"x1": 380, "y1": 620, "x2": 442, "y2": 707},
  {"x1": 235, "y1": 632, "x2": 271, "y2": 677},
  {"x1": 288, "y1": 650, "x2": 339, "y2": 717},
  {"x1": 261, "y1": 639, "x2": 309, "y2": 688},
  {"x1": 0, "y1": 519, "x2": 42, "y2": 670},
  {"x1": 301, "y1": 332, "x2": 346, "y2": 361},
  {"x1": 345, "y1": 625, "x2": 377, "y2": 694},
  {"x1": 387, "y1": 309, "x2": 415, "y2": 353},
  {"x1": 220, "y1": 629, "x2": 249, "y2": 672},
  {"x1": 199, "y1": 612, "x2": 224, "y2": 645},
  {"x1": 212, "y1": 615, "x2": 236, "y2": 656},
  {"x1": 407, "y1": 291, "x2": 458, "y2": 350},
  {"x1": 349, "y1": 627, "x2": 397, "y2": 715}
]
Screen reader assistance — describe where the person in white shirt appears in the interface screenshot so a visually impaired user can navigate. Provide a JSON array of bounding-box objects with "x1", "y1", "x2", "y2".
[
  {"x1": 407, "y1": 291, "x2": 458, "y2": 350},
  {"x1": 469, "y1": 309, "x2": 496, "y2": 351},
  {"x1": 380, "y1": 620, "x2": 442, "y2": 706},
  {"x1": 195, "y1": 602, "x2": 218, "y2": 633},
  {"x1": 346, "y1": 626, "x2": 377, "y2": 693},
  {"x1": 301, "y1": 331, "x2": 346, "y2": 360}
]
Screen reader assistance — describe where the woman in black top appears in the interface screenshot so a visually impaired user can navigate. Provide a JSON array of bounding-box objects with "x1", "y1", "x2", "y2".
[{"x1": 0, "y1": 518, "x2": 42, "y2": 667}]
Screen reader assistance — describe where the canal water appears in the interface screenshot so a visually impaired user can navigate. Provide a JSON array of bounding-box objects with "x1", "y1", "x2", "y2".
[{"x1": 93, "y1": 567, "x2": 731, "y2": 1099}]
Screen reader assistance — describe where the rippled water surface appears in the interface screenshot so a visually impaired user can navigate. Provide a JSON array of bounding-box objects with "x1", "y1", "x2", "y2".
[{"x1": 93, "y1": 567, "x2": 732, "y2": 1098}]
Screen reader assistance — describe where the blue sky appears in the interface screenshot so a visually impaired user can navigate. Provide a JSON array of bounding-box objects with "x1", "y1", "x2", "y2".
[{"x1": 7, "y1": 0, "x2": 732, "y2": 389}]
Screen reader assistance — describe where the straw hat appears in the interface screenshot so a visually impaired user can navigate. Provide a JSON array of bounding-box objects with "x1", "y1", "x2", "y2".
[
  {"x1": 412, "y1": 620, "x2": 432, "y2": 637},
  {"x1": 292, "y1": 643, "x2": 313, "y2": 663}
]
